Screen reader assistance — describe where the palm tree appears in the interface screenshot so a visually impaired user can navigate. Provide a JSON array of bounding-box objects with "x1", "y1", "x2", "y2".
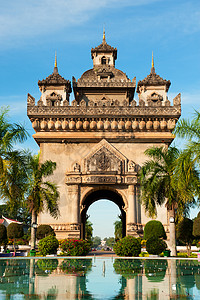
[
  {"x1": 0, "y1": 107, "x2": 28, "y2": 218},
  {"x1": 26, "y1": 153, "x2": 60, "y2": 249},
  {"x1": 174, "y1": 110, "x2": 200, "y2": 164},
  {"x1": 139, "y1": 146, "x2": 200, "y2": 256},
  {"x1": 114, "y1": 215, "x2": 123, "y2": 241}
]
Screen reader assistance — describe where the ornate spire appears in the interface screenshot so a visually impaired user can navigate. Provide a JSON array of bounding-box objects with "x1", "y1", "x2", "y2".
[
  {"x1": 54, "y1": 51, "x2": 58, "y2": 74},
  {"x1": 103, "y1": 27, "x2": 106, "y2": 43},
  {"x1": 151, "y1": 51, "x2": 155, "y2": 74}
]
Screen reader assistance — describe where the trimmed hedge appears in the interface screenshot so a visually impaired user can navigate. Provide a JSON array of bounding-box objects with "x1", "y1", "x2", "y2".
[
  {"x1": 146, "y1": 236, "x2": 167, "y2": 255},
  {"x1": 144, "y1": 220, "x2": 166, "y2": 240},
  {"x1": 59, "y1": 239, "x2": 91, "y2": 256},
  {"x1": 36, "y1": 225, "x2": 55, "y2": 240},
  {"x1": 113, "y1": 236, "x2": 141, "y2": 257},
  {"x1": 0, "y1": 224, "x2": 7, "y2": 245},
  {"x1": 7, "y1": 223, "x2": 24, "y2": 240},
  {"x1": 38, "y1": 235, "x2": 59, "y2": 256}
]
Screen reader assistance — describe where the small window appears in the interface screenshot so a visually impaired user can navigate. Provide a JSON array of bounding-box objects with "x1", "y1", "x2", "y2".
[{"x1": 101, "y1": 56, "x2": 106, "y2": 65}]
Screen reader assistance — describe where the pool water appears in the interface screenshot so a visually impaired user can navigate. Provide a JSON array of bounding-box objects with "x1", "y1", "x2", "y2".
[{"x1": 0, "y1": 257, "x2": 200, "y2": 299}]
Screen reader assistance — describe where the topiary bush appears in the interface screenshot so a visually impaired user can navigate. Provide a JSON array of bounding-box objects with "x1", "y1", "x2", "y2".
[
  {"x1": 113, "y1": 236, "x2": 141, "y2": 257},
  {"x1": 193, "y1": 217, "x2": 200, "y2": 238},
  {"x1": 0, "y1": 224, "x2": 7, "y2": 246},
  {"x1": 144, "y1": 220, "x2": 167, "y2": 240},
  {"x1": 7, "y1": 223, "x2": 24, "y2": 252},
  {"x1": 36, "y1": 225, "x2": 55, "y2": 240},
  {"x1": 146, "y1": 236, "x2": 167, "y2": 255},
  {"x1": 38, "y1": 235, "x2": 59, "y2": 256},
  {"x1": 59, "y1": 239, "x2": 91, "y2": 256},
  {"x1": 177, "y1": 218, "x2": 193, "y2": 256}
]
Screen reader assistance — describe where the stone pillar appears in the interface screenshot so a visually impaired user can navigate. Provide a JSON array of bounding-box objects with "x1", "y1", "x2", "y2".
[
  {"x1": 67, "y1": 184, "x2": 80, "y2": 238},
  {"x1": 68, "y1": 185, "x2": 80, "y2": 224},
  {"x1": 127, "y1": 185, "x2": 137, "y2": 236}
]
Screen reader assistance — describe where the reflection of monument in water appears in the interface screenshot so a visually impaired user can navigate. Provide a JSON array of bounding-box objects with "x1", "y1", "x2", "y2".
[{"x1": 28, "y1": 258, "x2": 200, "y2": 299}]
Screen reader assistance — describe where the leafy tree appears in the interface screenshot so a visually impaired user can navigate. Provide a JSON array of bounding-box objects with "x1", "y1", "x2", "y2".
[
  {"x1": 139, "y1": 146, "x2": 200, "y2": 256},
  {"x1": 104, "y1": 237, "x2": 115, "y2": 248},
  {"x1": 0, "y1": 107, "x2": 28, "y2": 221},
  {"x1": 85, "y1": 218, "x2": 93, "y2": 242},
  {"x1": 177, "y1": 218, "x2": 193, "y2": 256},
  {"x1": 193, "y1": 214, "x2": 200, "y2": 239},
  {"x1": 114, "y1": 216, "x2": 123, "y2": 240},
  {"x1": 36, "y1": 225, "x2": 55, "y2": 240},
  {"x1": 26, "y1": 153, "x2": 60, "y2": 250},
  {"x1": 0, "y1": 224, "x2": 7, "y2": 249},
  {"x1": 7, "y1": 223, "x2": 24, "y2": 253},
  {"x1": 144, "y1": 220, "x2": 166, "y2": 240},
  {"x1": 38, "y1": 235, "x2": 59, "y2": 256},
  {"x1": 92, "y1": 236, "x2": 101, "y2": 248}
]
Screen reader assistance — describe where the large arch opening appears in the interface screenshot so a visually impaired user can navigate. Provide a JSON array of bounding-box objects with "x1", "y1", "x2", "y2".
[{"x1": 80, "y1": 189, "x2": 126, "y2": 240}]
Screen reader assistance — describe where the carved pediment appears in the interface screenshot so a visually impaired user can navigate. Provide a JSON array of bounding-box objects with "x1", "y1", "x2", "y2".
[{"x1": 84, "y1": 139, "x2": 127, "y2": 174}]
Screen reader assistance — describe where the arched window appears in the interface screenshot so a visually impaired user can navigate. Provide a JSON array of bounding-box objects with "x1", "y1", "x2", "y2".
[{"x1": 101, "y1": 56, "x2": 107, "y2": 65}]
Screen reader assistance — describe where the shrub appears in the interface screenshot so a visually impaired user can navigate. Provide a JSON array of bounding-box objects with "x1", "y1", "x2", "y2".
[
  {"x1": 144, "y1": 220, "x2": 166, "y2": 240},
  {"x1": 0, "y1": 224, "x2": 7, "y2": 246},
  {"x1": 59, "y1": 239, "x2": 91, "y2": 256},
  {"x1": 113, "y1": 236, "x2": 141, "y2": 257},
  {"x1": 146, "y1": 237, "x2": 167, "y2": 255},
  {"x1": 7, "y1": 223, "x2": 24, "y2": 239},
  {"x1": 36, "y1": 225, "x2": 55, "y2": 240},
  {"x1": 193, "y1": 217, "x2": 200, "y2": 238},
  {"x1": 38, "y1": 235, "x2": 59, "y2": 256},
  {"x1": 177, "y1": 218, "x2": 193, "y2": 256},
  {"x1": 7, "y1": 223, "x2": 24, "y2": 252}
]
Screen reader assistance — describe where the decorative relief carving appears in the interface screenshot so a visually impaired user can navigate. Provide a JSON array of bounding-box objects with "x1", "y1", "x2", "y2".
[
  {"x1": 73, "y1": 163, "x2": 81, "y2": 172},
  {"x1": 66, "y1": 176, "x2": 81, "y2": 184},
  {"x1": 50, "y1": 223, "x2": 80, "y2": 231},
  {"x1": 27, "y1": 105, "x2": 181, "y2": 117},
  {"x1": 27, "y1": 93, "x2": 35, "y2": 106},
  {"x1": 128, "y1": 160, "x2": 136, "y2": 172},
  {"x1": 82, "y1": 176, "x2": 117, "y2": 184},
  {"x1": 173, "y1": 93, "x2": 181, "y2": 106},
  {"x1": 127, "y1": 223, "x2": 143, "y2": 233}
]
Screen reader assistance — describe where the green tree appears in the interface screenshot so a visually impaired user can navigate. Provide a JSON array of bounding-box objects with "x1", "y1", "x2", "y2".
[
  {"x1": 104, "y1": 237, "x2": 115, "y2": 248},
  {"x1": 85, "y1": 219, "x2": 93, "y2": 242},
  {"x1": 139, "y1": 146, "x2": 200, "y2": 256},
  {"x1": 92, "y1": 236, "x2": 101, "y2": 248},
  {"x1": 26, "y1": 153, "x2": 60, "y2": 250},
  {"x1": 0, "y1": 107, "x2": 28, "y2": 219},
  {"x1": 0, "y1": 224, "x2": 7, "y2": 250},
  {"x1": 114, "y1": 216, "x2": 123, "y2": 241},
  {"x1": 177, "y1": 218, "x2": 193, "y2": 256},
  {"x1": 7, "y1": 223, "x2": 24, "y2": 253}
]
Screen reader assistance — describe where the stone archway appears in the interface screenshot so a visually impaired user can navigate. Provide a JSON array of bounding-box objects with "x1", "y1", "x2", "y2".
[{"x1": 80, "y1": 188, "x2": 126, "y2": 239}]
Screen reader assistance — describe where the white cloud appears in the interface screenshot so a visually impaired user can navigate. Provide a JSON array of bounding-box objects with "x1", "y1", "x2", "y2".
[{"x1": 0, "y1": 0, "x2": 162, "y2": 47}]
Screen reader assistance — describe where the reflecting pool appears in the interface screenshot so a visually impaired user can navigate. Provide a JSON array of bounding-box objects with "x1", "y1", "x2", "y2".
[{"x1": 0, "y1": 257, "x2": 200, "y2": 299}]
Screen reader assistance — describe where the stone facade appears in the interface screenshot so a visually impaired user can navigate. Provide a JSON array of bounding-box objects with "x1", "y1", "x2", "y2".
[{"x1": 27, "y1": 33, "x2": 181, "y2": 239}]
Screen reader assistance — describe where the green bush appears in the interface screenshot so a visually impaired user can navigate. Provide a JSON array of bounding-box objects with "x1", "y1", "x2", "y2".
[
  {"x1": 7, "y1": 223, "x2": 24, "y2": 240},
  {"x1": 0, "y1": 224, "x2": 7, "y2": 246},
  {"x1": 38, "y1": 235, "x2": 59, "y2": 256},
  {"x1": 144, "y1": 220, "x2": 166, "y2": 240},
  {"x1": 36, "y1": 225, "x2": 55, "y2": 240},
  {"x1": 59, "y1": 239, "x2": 91, "y2": 256},
  {"x1": 193, "y1": 217, "x2": 200, "y2": 238},
  {"x1": 113, "y1": 236, "x2": 141, "y2": 257},
  {"x1": 146, "y1": 237, "x2": 167, "y2": 255}
]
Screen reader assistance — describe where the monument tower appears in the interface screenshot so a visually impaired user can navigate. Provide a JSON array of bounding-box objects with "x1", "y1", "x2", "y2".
[{"x1": 27, "y1": 32, "x2": 181, "y2": 239}]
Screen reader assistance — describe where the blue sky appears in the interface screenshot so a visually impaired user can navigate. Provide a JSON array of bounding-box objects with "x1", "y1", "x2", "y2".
[{"x1": 0, "y1": 0, "x2": 200, "y2": 238}]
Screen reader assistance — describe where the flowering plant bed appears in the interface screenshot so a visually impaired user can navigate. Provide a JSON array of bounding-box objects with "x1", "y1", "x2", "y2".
[{"x1": 59, "y1": 239, "x2": 91, "y2": 256}]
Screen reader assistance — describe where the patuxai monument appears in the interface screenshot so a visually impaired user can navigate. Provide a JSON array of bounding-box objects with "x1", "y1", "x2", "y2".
[{"x1": 27, "y1": 31, "x2": 181, "y2": 244}]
